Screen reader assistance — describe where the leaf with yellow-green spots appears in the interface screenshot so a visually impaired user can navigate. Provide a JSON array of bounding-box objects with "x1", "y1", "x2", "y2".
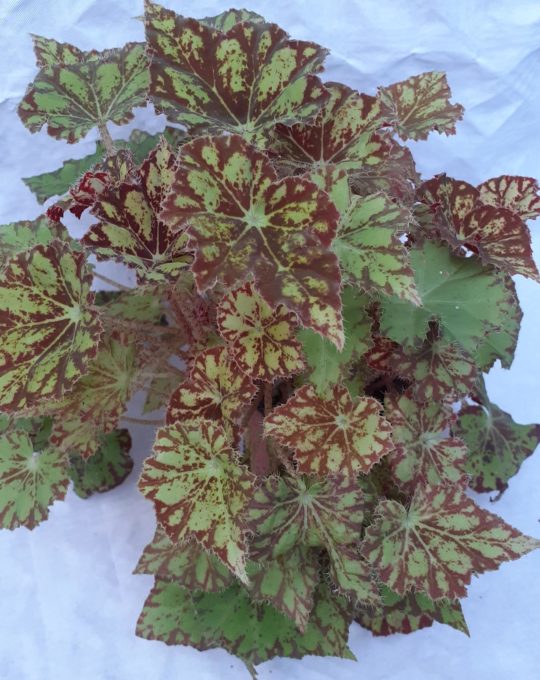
[
  {"x1": 265, "y1": 384, "x2": 394, "y2": 477},
  {"x1": 136, "y1": 581, "x2": 355, "y2": 667},
  {"x1": 18, "y1": 42, "x2": 149, "y2": 143},
  {"x1": 0, "y1": 430, "x2": 69, "y2": 530},
  {"x1": 356, "y1": 586, "x2": 469, "y2": 637},
  {"x1": 378, "y1": 71, "x2": 463, "y2": 141},
  {"x1": 334, "y1": 191, "x2": 419, "y2": 303},
  {"x1": 247, "y1": 474, "x2": 365, "y2": 561},
  {"x1": 216, "y1": 282, "x2": 304, "y2": 381},
  {"x1": 83, "y1": 139, "x2": 191, "y2": 284},
  {"x1": 166, "y1": 346, "x2": 257, "y2": 446},
  {"x1": 31, "y1": 34, "x2": 87, "y2": 67},
  {"x1": 361, "y1": 483, "x2": 540, "y2": 600},
  {"x1": 68, "y1": 429, "x2": 133, "y2": 498},
  {"x1": 0, "y1": 240, "x2": 101, "y2": 412},
  {"x1": 0, "y1": 216, "x2": 69, "y2": 265},
  {"x1": 328, "y1": 544, "x2": 380, "y2": 606},
  {"x1": 161, "y1": 134, "x2": 343, "y2": 347},
  {"x1": 417, "y1": 176, "x2": 538, "y2": 280},
  {"x1": 379, "y1": 241, "x2": 522, "y2": 370},
  {"x1": 478, "y1": 175, "x2": 540, "y2": 221},
  {"x1": 144, "y1": 2, "x2": 328, "y2": 145},
  {"x1": 384, "y1": 390, "x2": 468, "y2": 494},
  {"x1": 456, "y1": 401, "x2": 540, "y2": 494},
  {"x1": 298, "y1": 285, "x2": 372, "y2": 396},
  {"x1": 275, "y1": 82, "x2": 388, "y2": 172},
  {"x1": 138, "y1": 419, "x2": 256, "y2": 583},
  {"x1": 201, "y1": 8, "x2": 266, "y2": 31},
  {"x1": 134, "y1": 524, "x2": 234, "y2": 592},
  {"x1": 247, "y1": 547, "x2": 320, "y2": 632}
]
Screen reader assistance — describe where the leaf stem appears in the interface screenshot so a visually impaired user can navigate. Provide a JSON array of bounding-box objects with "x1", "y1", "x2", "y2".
[
  {"x1": 121, "y1": 415, "x2": 164, "y2": 426},
  {"x1": 93, "y1": 271, "x2": 131, "y2": 291},
  {"x1": 98, "y1": 121, "x2": 116, "y2": 157}
]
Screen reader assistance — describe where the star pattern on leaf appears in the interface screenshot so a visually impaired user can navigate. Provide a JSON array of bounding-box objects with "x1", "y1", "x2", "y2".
[
  {"x1": 144, "y1": 2, "x2": 328, "y2": 145},
  {"x1": 217, "y1": 282, "x2": 305, "y2": 380},
  {"x1": 166, "y1": 345, "x2": 258, "y2": 445},
  {"x1": 265, "y1": 384, "x2": 394, "y2": 477},
  {"x1": 361, "y1": 483, "x2": 540, "y2": 599},
  {"x1": 378, "y1": 71, "x2": 464, "y2": 141},
  {"x1": 138, "y1": 419, "x2": 256, "y2": 582},
  {"x1": 160, "y1": 134, "x2": 344, "y2": 347},
  {"x1": 247, "y1": 474, "x2": 365, "y2": 560},
  {"x1": 384, "y1": 390, "x2": 468, "y2": 493},
  {"x1": 83, "y1": 139, "x2": 192, "y2": 283},
  {"x1": 0, "y1": 430, "x2": 69, "y2": 530},
  {"x1": 0, "y1": 240, "x2": 102, "y2": 411}
]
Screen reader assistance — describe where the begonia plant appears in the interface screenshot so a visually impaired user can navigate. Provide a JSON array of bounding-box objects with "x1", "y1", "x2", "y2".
[{"x1": 1, "y1": 2, "x2": 539, "y2": 675}]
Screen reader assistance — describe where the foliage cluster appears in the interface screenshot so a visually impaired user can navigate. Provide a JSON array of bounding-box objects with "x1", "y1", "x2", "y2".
[{"x1": 1, "y1": 2, "x2": 540, "y2": 673}]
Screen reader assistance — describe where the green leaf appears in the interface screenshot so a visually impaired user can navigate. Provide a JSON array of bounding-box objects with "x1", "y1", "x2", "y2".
[
  {"x1": 0, "y1": 430, "x2": 68, "y2": 530},
  {"x1": 328, "y1": 545, "x2": 380, "y2": 606},
  {"x1": 384, "y1": 390, "x2": 468, "y2": 493},
  {"x1": 136, "y1": 581, "x2": 355, "y2": 666},
  {"x1": 298, "y1": 285, "x2": 372, "y2": 395},
  {"x1": 247, "y1": 475, "x2": 364, "y2": 560},
  {"x1": 134, "y1": 524, "x2": 234, "y2": 592},
  {"x1": 161, "y1": 133, "x2": 344, "y2": 348},
  {"x1": 248, "y1": 547, "x2": 320, "y2": 632},
  {"x1": 144, "y1": 2, "x2": 328, "y2": 145},
  {"x1": 456, "y1": 401, "x2": 540, "y2": 494},
  {"x1": 138, "y1": 419, "x2": 256, "y2": 582},
  {"x1": 0, "y1": 216, "x2": 69, "y2": 264},
  {"x1": 379, "y1": 241, "x2": 522, "y2": 370},
  {"x1": 378, "y1": 71, "x2": 464, "y2": 141},
  {"x1": 18, "y1": 42, "x2": 149, "y2": 143},
  {"x1": 83, "y1": 139, "x2": 192, "y2": 283},
  {"x1": 0, "y1": 240, "x2": 101, "y2": 411},
  {"x1": 265, "y1": 384, "x2": 394, "y2": 477},
  {"x1": 68, "y1": 429, "x2": 133, "y2": 499},
  {"x1": 356, "y1": 587, "x2": 469, "y2": 637},
  {"x1": 217, "y1": 282, "x2": 305, "y2": 381},
  {"x1": 361, "y1": 483, "x2": 540, "y2": 599}
]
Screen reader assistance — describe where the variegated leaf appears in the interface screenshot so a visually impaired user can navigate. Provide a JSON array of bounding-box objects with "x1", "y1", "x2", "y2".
[
  {"x1": 248, "y1": 547, "x2": 319, "y2": 632},
  {"x1": 379, "y1": 241, "x2": 522, "y2": 370},
  {"x1": 0, "y1": 216, "x2": 69, "y2": 265},
  {"x1": 0, "y1": 240, "x2": 101, "y2": 411},
  {"x1": 247, "y1": 474, "x2": 364, "y2": 560},
  {"x1": 456, "y1": 401, "x2": 540, "y2": 494},
  {"x1": 201, "y1": 8, "x2": 266, "y2": 30},
  {"x1": 378, "y1": 71, "x2": 464, "y2": 141},
  {"x1": 83, "y1": 139, "x2": 191, "y2": 283},
  {"x1": 265, "y1": 384, "x2": 394, "y2": 477},
  {"x1": 361, "y1": 483, "x2": 540, "y2": 599},
  {"x1": 18, "y1": 42, "x2": 148, "y2": 143},
  {"x1": 138, "y1": 419, "x2": 255, "y2": 582},
  {"x1": 145, "y1": 2, "x2": 328, "y2": 145},
  {"x1": 136, "y1": 581, "x2": 355, "y2": 666},
  {"x1": 356, "y1": 586, "x2": 469, "y2": 636},
  {"x1": 478, "y1": 175, "x2": 540, "y2": 221},
  {"x1": 68, "y1": 429, "x2": 133, "y2": 498},
  {"x1": 31, "y1": 34, "x2": 86, "y2": 67},
  {"x1": 134, "y1": 524, "x2": 234, "y2": 592},
  {"x1": 166, "y1": 346, "x2": 257, "y2": 445},
  {"x1": 160, "y1": 134, "x2": 344, "y2": 348},
  {"x1": 298, "y1": 285, "x2": 372, "y2": 396},
  {"x1": 0, "y1": 430, "x2": 68, "y2": 529},
  {"x1": 384, "y1": 390, "x2": 468, "y2": 493},
  {"x1": 217, "y1": 282, "x2": 304, "y2": 380},
  {"x1": 328, "y1": 545, "x2": 380, "y2": 606}
]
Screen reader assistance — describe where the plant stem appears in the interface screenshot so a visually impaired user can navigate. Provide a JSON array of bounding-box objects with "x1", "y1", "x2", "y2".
[
  {"x1": 93, "y1": 271, "x2": 132, "y2": 291},
  {"x1": 121, "y1": 415, "x2": 164, "y2": 426},
  {"x1": 98, "y1": 121, "x2": 116, "y2": 157},
  {"x1": 264, "y1": 383, "x2": 273, "y2": 416}
]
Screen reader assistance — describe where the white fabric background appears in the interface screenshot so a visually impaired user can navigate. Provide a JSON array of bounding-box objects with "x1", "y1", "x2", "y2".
[{"x1": 0, "y1": 1, "x2": 539, "y2": 679}]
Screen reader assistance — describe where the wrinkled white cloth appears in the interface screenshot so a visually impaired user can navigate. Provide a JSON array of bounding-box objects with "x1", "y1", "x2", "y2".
[{"x1": 0, "y1": 1, "x2": 539, "y2": 679}]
